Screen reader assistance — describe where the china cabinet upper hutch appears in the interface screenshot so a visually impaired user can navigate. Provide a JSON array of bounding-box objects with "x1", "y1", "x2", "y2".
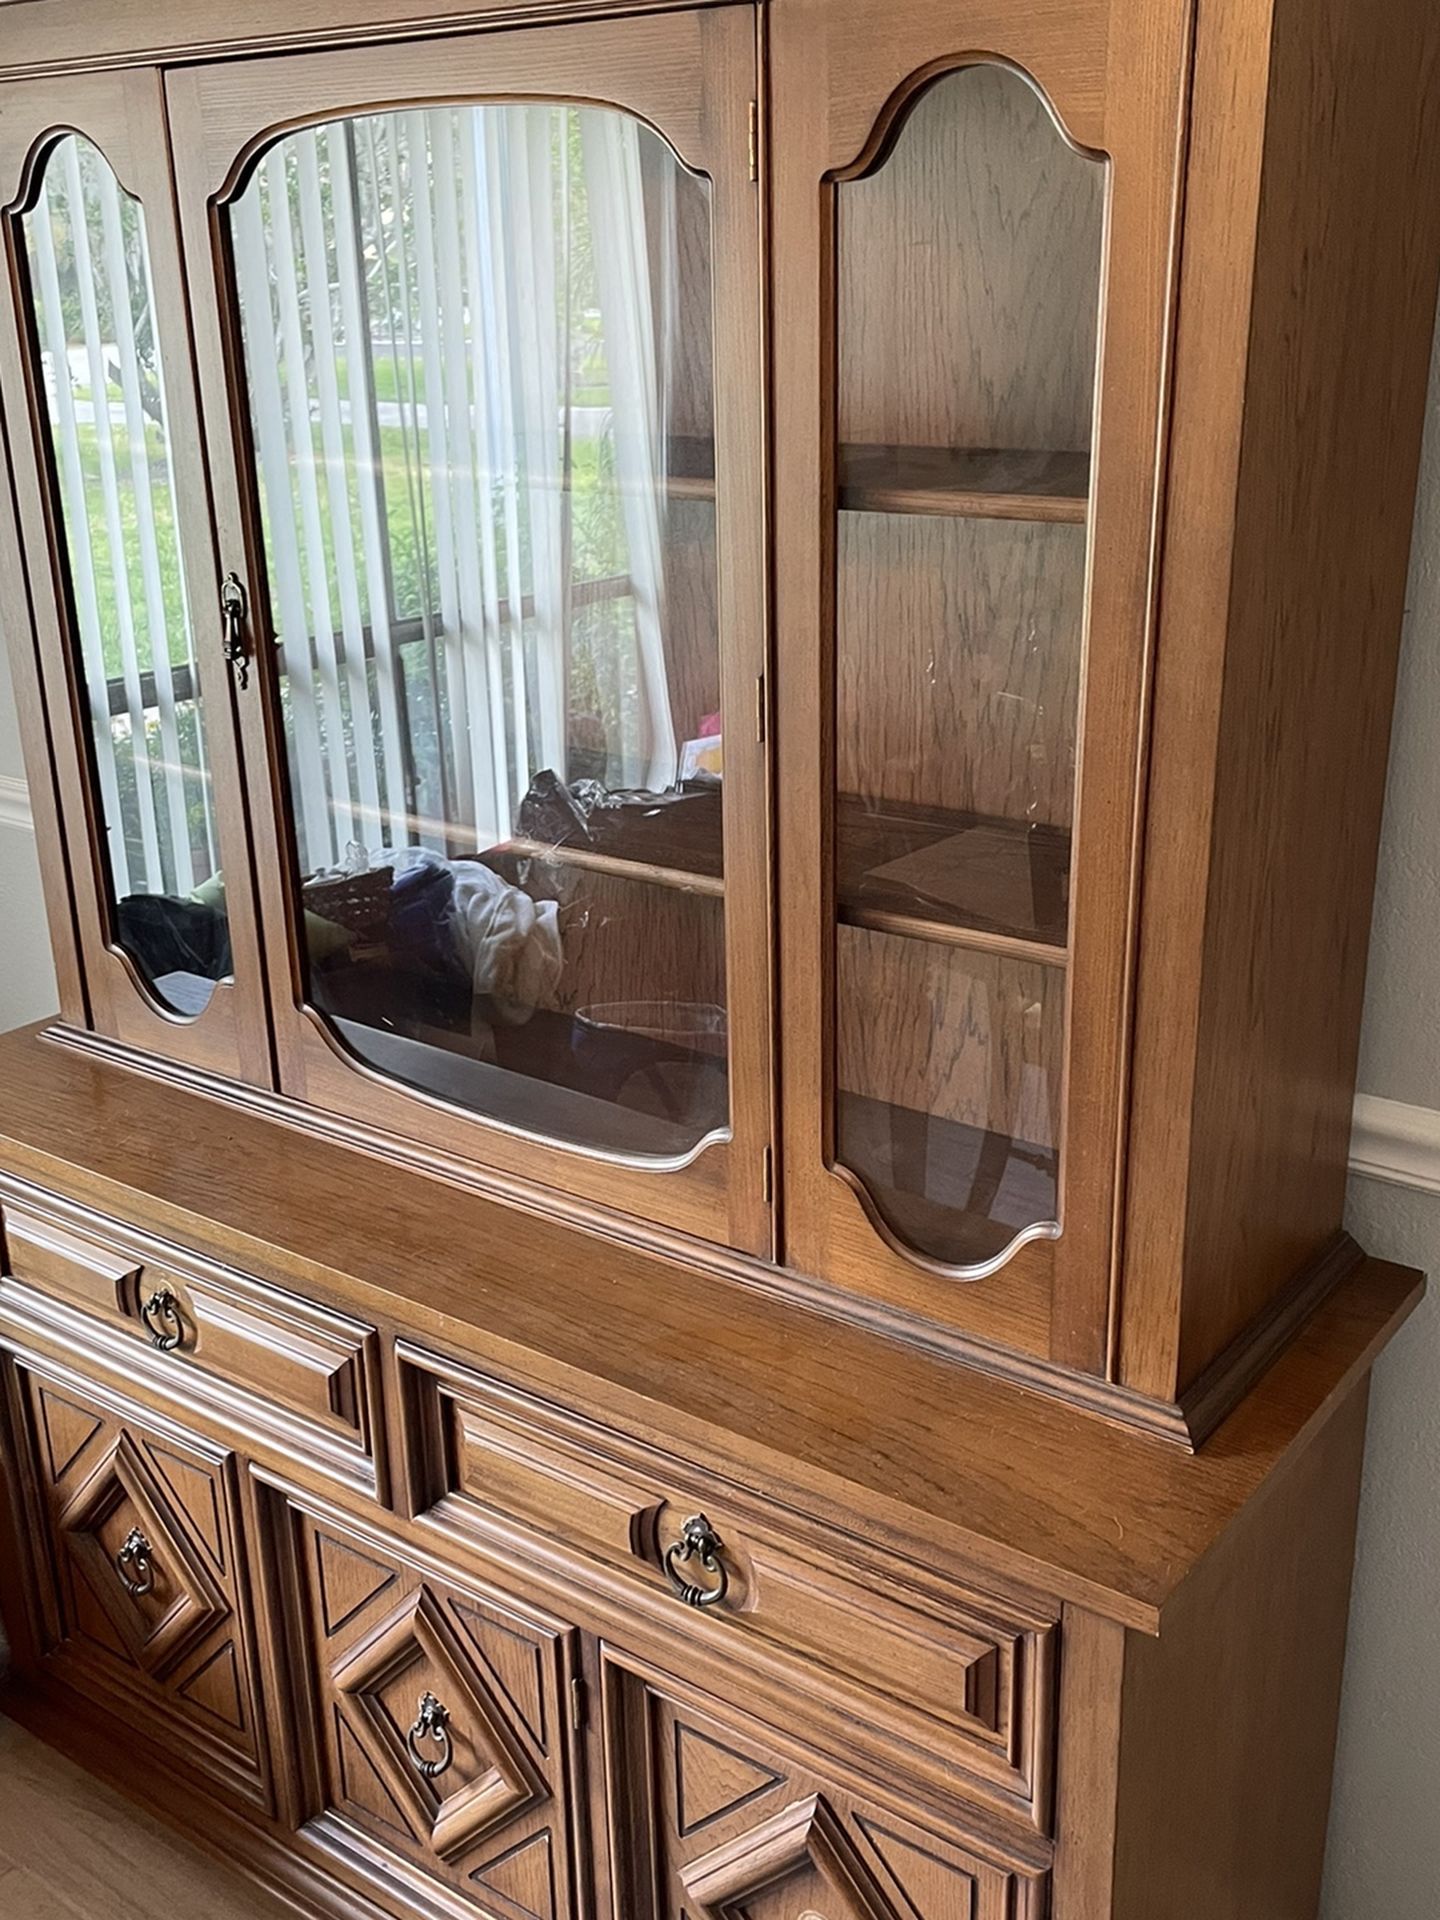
[{"x1": 0, "y1": 0, "x2": 1434, "y2": 1913}]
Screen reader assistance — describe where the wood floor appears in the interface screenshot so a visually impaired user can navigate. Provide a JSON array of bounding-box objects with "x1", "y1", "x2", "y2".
[{"x1": 0, "y1": 1715, "x2": 294, "y2": 1918}]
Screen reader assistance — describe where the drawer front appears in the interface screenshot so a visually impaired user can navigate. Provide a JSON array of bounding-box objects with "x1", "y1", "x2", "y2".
[
  {"x1": 603, "y1": 1649, "x2": 1050, "y2": 1920},
  {"x1": 403, "y1": 1347, "x2": 1056, "y2": 1829},
  {"x1": 1, "y1": 1194, "x2": 381, "y2": 1492},
  {"x1": 269, "y1": 1491, "x2": 584, "y2": 1920},
  {"x1": 4, "y1": 1350, "x2": 271, "y2": 1810}
]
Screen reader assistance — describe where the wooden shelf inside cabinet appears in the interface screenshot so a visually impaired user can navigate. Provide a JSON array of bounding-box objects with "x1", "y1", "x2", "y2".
[
  {"x1": 837, "y1": 444, "x2": 1090, "y2": 522},
  {"x1": 491, "y1": 793, "x2": 1069, "y2": 970},
  {"x1": 666, "y1": 438, "x2": 1091, "y2": 522},
  {"x1": 837, "y1": 798, "x2": 1070, "y2": 966}
]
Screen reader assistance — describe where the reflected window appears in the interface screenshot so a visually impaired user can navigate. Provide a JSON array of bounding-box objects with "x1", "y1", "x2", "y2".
[
  {"x1": 22, "y1": 134, "x2": 225, "y2": 1017},
  {"x1": 232, "y1": 104, "x2": 727, "y2": 1157}
]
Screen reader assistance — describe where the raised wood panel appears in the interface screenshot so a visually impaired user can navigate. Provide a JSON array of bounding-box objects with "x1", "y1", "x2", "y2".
[
  {"x1": 838, "y1": 62, "x2": 1104, "y2": 454},
  {"x1": 838, "y1": 511, "x2": 1087, "y2": 830},
  {"x1": 0, "y1": 1195, "x2": 382, "y2": 1494},
  {"x1": 277, "y1": 1495, "x2": 583, "y2": 1920},
  {"x1": 5, "y1": 1352, "x2": 270, "y2": 1809},
  {"x1": 404, "y1": 1349, "x2": 1056, "y2": 1828},
  {"x1": 603, "y1": 1654, "x2": 1049, "y2": 1920}
]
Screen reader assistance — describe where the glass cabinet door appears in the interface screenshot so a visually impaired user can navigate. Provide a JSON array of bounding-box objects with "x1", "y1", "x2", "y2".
[
  {"x1": 0, "y1": 71, "x2": 268, "y2": 1082},
  {"x1": 832, "y1": 66, "x2": 1102, "y2": 1274},
  {"x1": 168, "y1": 12, "x2": 770, "y2": 1252},
  {"x1": 774, "y1": 2, "x2": 1191, "y2": 1365}
]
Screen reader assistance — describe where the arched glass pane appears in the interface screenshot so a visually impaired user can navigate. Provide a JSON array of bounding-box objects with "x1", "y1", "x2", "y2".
[
  {"x1": 22, "y1": 134, "x2": 225, "y2": 1017},
  {"x1": 832, "y1": 66, "x2": 1106, "y2": 1269},
  {"x1": 231, "y1": 105, "x2": 725, "y2": 1159}
]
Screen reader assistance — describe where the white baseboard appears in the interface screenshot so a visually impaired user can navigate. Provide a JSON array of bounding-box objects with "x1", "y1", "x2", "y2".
[
  {"x1": 1349, "y1": 1095, "x2": 1440, "y2": 1197},
  {"x1": 1, "y1": 767, "x2": 1436, "y2": 1196}
]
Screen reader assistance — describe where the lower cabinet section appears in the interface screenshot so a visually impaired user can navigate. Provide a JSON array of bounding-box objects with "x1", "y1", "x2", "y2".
[
  {"x1": 602, "y1": 1652, "x2": 1051, "y2": 1920},
  {"x1": 0, "y1": 1328, "x2": 1056, "y2": 1920},
  {"x1": 1, "y1": 1350, "x2": 271, "y2": 1810},
  {"x1": 263, "y1": 1489, "x2": 587, "y2": 1920}
]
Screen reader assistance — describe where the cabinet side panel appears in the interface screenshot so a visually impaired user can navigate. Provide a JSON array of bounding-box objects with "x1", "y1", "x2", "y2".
[
  {"x1": 1179, "y1": 0, "x2": 1440, "y2": 1389},
  {"x1": 1126, "y1": 0, "x2": 1440, "y2": 1395},
  {"x1": 1111, "y1": 1385, "x2": 1368, "y2": 1920}
]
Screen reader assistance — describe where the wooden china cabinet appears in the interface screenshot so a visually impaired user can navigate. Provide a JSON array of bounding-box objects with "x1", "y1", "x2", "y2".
[{"x1": 0, "y1": 0, "x2": 1435, "y2": 1912}]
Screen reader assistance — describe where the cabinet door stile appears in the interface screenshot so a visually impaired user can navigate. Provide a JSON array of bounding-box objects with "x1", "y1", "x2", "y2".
[{"x1": 0, "y1": 66, "x2": 272, "y2": 1085}]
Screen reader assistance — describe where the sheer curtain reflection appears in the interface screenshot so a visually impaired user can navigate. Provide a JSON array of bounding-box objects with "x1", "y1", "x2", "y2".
[
  {"x1": 234, "y1": 104, "x2": 678, "y2": 877},
  {"x1": 25, "y1": 134, "x2": 217, "y2": 901}
]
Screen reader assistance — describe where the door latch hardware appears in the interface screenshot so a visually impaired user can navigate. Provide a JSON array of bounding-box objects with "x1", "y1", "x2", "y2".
[{"x1": 220, "y1": 571, "x2": 250, "y2": 691}]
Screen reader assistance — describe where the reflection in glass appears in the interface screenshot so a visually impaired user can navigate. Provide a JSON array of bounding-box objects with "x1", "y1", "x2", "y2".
[
  {"x1": 232, "y1": 105, "x2": 726, "y2": 1157},
  {"x1": 23, "y1": 135, "x2": 224, "y2": 1016},
  {"x1": 832, "y1": 66, "x2": 1106, "y2": 1267}
]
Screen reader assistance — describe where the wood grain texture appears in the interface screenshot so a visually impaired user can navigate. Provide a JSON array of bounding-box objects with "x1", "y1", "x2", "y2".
[
  {"x1": 837, "y1": 444, "x2": 1090, "y2": 521},
  {"x1": 0, "y1": 1715, "x2": 292, "y2": 1920},
  {"x1": 0, "y1": 1023, "x2": 1419, "y2": 1632},
  {"x1": 1, "y1": 1191, "x2": 386, "y2": 1499},
  {"x1": 0, "y1": 0, "x2": 702, "y2": 81},
  {"x1": 411, "y1": 1344, "x2": 1056, "y2": 1827},
  {"x1": 1120, "y1": 0, "x2": 1440, "y2": 1399},
  {"x1": 838, "y1": 511, "x2": 1087, "y2": 829},
  {"x1": 604, "y1": 1650, "x2": 1051, "y2": 1920},
  {"x1": 1, "y1": 1344, "x2": 272, "y2": 1812},
  {"x1": 1108, "y1": 1384, "x2": 1370, "y2": 1919},
  {"x1": 836, "y1": 923, "x2": 1063, "y2": 1144},
  {"x1": 837, "y1": 63, "x2": 1104, "y2": 454}
]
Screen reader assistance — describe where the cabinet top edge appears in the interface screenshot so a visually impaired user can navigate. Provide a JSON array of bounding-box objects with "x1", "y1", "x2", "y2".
[
  {"x1": 0, "y1": 1020, "x2": 1421, "y2": 1633},
  {"x1": 0, "y1": 0, "x2": 741, "y2": 85}
]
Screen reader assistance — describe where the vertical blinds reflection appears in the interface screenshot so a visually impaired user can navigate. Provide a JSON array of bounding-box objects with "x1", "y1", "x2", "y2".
[
  {"x1": 233, "y1": 107, "x2": 687, "y2": 874},
  {"x1": 25, "y1": 134, "x2": 216, "y2": 902}
]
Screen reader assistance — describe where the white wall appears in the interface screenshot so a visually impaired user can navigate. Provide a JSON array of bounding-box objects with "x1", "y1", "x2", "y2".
[
  {"x1": 1318, "y1": 314, "x2": 1440, "y2": 1920},
  {"x1": 1, "y1": 344, "x2": 1439, "y2": 1918}
]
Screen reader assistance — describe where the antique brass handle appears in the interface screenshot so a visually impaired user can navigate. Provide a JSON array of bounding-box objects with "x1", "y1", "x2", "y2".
[
  {"x1": 116, "y1": 1527, "x2": 154, "y2": 1598},
  {"x1": 220, "y1": 571, "x2": 250, "y2": 691},
  {"x1": 140, "y1": 1287, "x2": 185, "y2": 1353},
  {"x1": 406, "y1": 1691, "x2": 453, "y2": 1780},
  {"x1": 663, "y1": 1513, "x2": 730, "y2": 1609}
]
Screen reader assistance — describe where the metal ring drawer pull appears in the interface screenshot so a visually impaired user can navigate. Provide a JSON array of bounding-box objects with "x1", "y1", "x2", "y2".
[
  {"x1": 663, "y1": 1513, "x2": 730, "y2": 1610},
  {"x1": 406, "y1": 1691, "x2": 453, "y2": 1780},
  {"x1": 140, "y1": 1287, "x2": 185, "y2": 1353},
  {"x1": 116, "y1": 1527, "x2": 154, "y2": 1598}
]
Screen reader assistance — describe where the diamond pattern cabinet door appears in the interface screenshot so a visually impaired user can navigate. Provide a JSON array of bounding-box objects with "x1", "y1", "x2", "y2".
[
  {"x1": 288, "y1": 1504, "x2": 583, "y2": 1920},
  {"x1": 604, "y1": 1655, "x2": 1050, "y2": 1920},
  {"x1": 9, "y1": 1357, "x2": 270, "y2": 1811}
]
